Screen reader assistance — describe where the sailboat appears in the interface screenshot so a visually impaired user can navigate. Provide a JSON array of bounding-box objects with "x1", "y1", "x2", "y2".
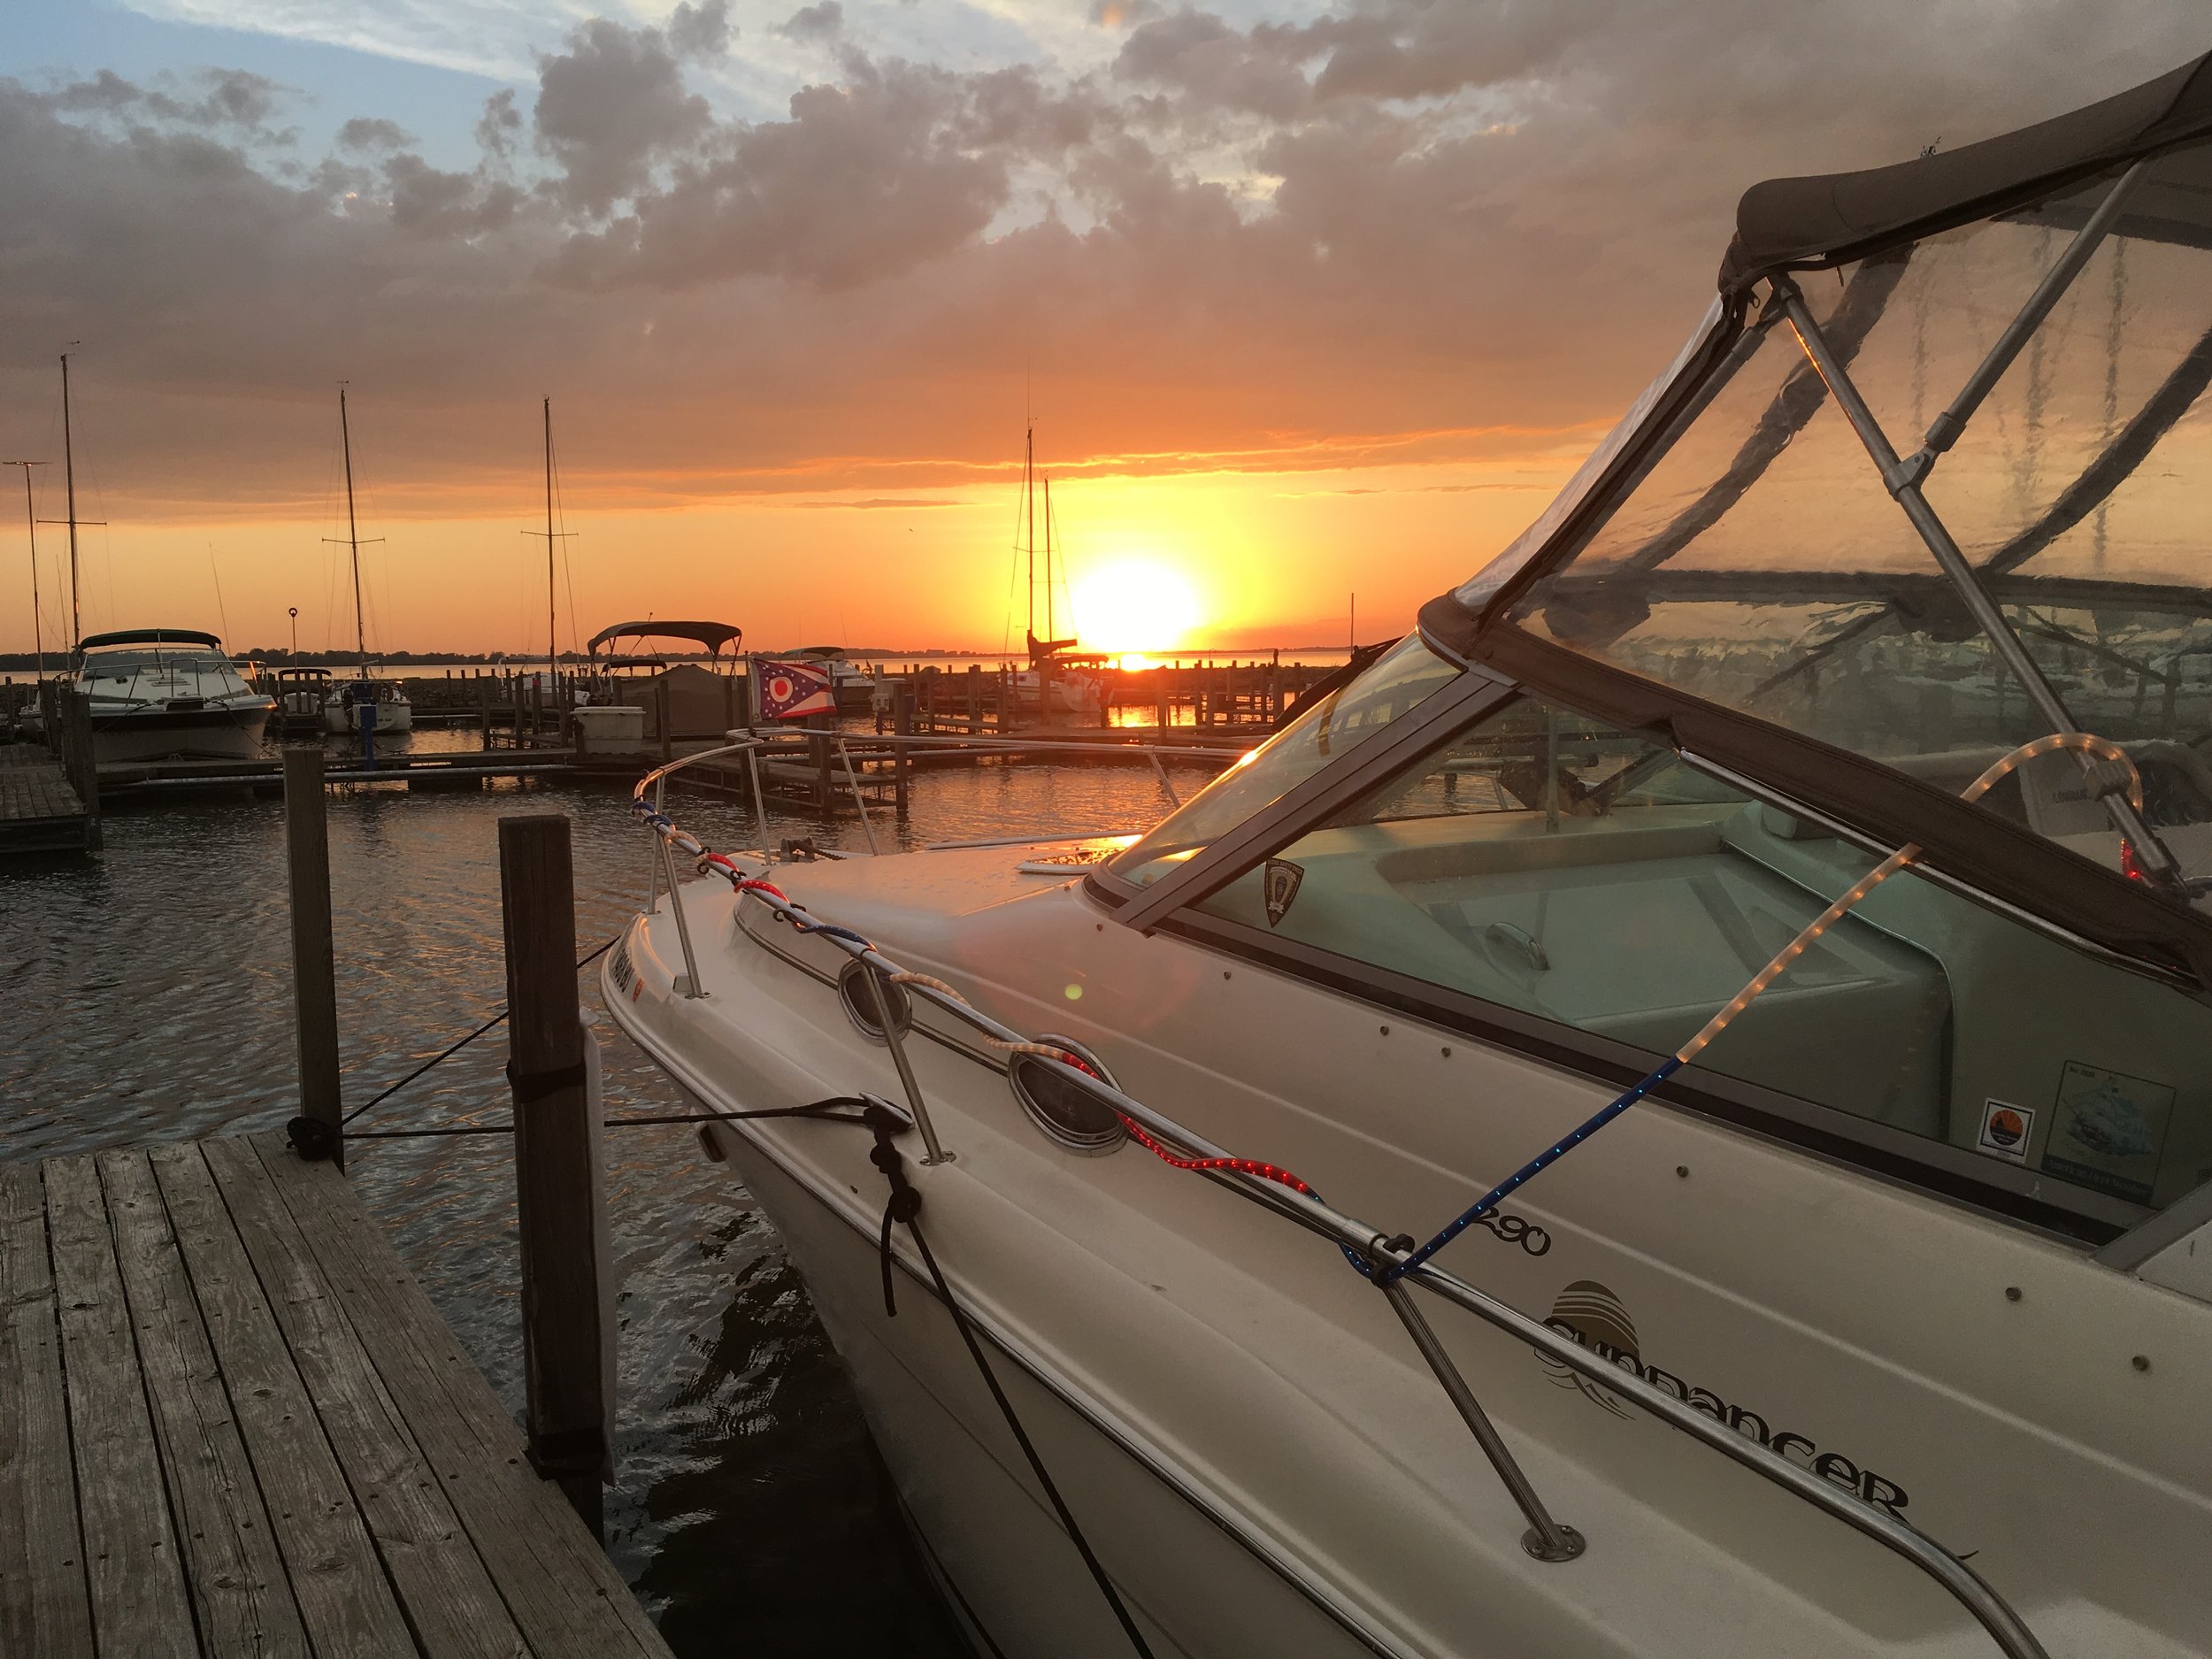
[
  {"x1": 1009, "y1": 424, "x2": 1104, "y2": 717},
  {"x1": 320, "y1": 388, "x2": 412, "y2": 735}
]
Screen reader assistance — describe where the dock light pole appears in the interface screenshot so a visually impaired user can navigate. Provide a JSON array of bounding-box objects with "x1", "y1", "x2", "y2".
[{"x1": 288, "y1": 606, "x2": 298, "y2": 658}]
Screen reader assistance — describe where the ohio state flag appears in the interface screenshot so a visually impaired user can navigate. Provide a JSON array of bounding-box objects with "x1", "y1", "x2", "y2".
[{"x1": 756, "y1": 659, "x2": 835, "y2": 720}]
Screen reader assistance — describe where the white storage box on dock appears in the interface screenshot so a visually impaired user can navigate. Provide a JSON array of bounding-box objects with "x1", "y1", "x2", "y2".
[{"x1": 572, "y1": 704, "x2": 649, "y2": 754}]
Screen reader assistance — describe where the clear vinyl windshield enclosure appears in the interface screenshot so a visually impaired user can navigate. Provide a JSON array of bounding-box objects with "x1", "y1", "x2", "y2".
[{"x1": 1501, "y1": 139, "x2": 2212, "y2": 902}]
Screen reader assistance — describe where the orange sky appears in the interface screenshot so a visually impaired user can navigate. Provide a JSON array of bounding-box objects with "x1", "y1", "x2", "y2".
[
  {"x1": 4, "y1": 4, "x2": 2196, "y2": 659},
  {"x1": 16, "y1": 444, "x2": 1590, "y2": 659}
]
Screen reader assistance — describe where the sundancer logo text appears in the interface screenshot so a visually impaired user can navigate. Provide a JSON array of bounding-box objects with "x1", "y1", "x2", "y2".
[{"x1": 1541, "y1": 1280, "x2": 1909, "y2": 1517}]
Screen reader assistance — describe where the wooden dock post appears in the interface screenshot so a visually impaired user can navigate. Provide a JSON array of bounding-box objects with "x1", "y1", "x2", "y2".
[
  {"x1": 966, "y1": 664, "x2": 981, "y2": 734},
  {"x1": 894, "y1": 687, "x2": 912, "y2": 812},
  {"x1": 497, "y1": 814, "x2": 612, "y2": 1538},
  {"x1": 282, "y1": 748, "x2": 343, "y2": 1170},
  {"x1": 656, "y1": 677, "x2": 673, "y2": 767},
  {"x1": 57, "y1": 687, "x2": 102, "y2": 850},
  {"x1": 806, "y1": 711, "x2": 833, "y2": 810}
]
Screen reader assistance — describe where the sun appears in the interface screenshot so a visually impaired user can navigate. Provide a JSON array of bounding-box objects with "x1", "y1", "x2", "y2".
[{"x1": 1070, "y1": 560, "x2": 1201, "y2": 662}]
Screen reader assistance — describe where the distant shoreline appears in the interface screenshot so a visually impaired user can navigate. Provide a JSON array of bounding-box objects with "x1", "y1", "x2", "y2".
[{"x1": 0, "y1": 642, "x2": 1364, "y2": 674}]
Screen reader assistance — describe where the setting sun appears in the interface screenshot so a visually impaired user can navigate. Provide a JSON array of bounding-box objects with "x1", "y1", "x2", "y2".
[{"x1": 1070, "y1": 559, "x2": 1202, "y2": 657}]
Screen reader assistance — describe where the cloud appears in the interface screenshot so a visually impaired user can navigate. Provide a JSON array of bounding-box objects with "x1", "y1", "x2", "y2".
[
  {"x1": 534, "y1": 16, "x2": 712, "y2": 218},
  {"x1": 0, "y1": 0, "x2": 2204, "y2": 537},
  {"x1": 668, "y1": 0, "x2": 736, "y2": 60},
  {"x1": 337, "y1": 116, "x2": 414, "y2": 151},
  {"x1": 796, "y1": 495, "x2": 969, "y2": 509},
  {"x1": 50, "y1": 66, "x2": 296, "y2": 146},
  {"x1": 777, "y1": 3, "x2": 845, "y2": 46}
]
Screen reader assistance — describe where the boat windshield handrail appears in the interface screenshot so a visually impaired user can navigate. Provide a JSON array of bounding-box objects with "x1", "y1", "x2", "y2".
[{"x1": 623, "y1": 788, "x2": 2053, "y2": 1659}]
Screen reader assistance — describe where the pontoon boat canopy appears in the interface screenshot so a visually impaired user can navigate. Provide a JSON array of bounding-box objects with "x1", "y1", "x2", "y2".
[{"x1": 586, "y1": 620, "x2": 742, "y2": 657}]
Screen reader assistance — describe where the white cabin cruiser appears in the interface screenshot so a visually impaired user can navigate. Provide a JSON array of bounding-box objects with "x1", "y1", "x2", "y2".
[
  {"x1": 610, "y1": 60, "x2": 2212, "y2": 1659},
  {"x1": 76, "y1": 628, "x2": 274, "y2": 762}
]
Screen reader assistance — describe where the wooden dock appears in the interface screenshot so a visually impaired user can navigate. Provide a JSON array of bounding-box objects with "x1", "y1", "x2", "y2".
[
  {"x1": 0, "y1": 742, "x2": 95, "y2": 854},
  {"x1": 0, "y1": 1131, "x2": 674, "y2": 1659},
  {"x1": 97, "y1": 749, "x2": 581, "y2": 800}
]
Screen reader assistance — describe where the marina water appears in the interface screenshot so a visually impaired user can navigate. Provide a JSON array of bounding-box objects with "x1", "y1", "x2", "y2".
[{"x1": 0, "y1": 737, "x2": 1185, "y2": 1655}]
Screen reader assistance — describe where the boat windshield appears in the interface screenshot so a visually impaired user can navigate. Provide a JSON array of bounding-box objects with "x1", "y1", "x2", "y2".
[
  {"x1": 1110, "y1": 634, "x2": 1461, "y2": 886},
  {"x1": 1500, "y1": 140, "x2": 2212, "y2": 902},
  {"x1": 81, "y1": 649, "x2": 248, "y2": 691}
]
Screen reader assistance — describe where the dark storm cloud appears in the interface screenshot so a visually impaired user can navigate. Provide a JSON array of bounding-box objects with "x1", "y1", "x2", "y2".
[{"x1": 0, "y1": 3, "x2": 2203, "y2": 516}]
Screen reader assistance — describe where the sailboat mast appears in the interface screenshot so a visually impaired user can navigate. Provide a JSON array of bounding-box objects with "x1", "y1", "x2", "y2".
[
  {"x1": 60, "y1": 355, "x2": 81, "y2": 649},
  {"x1": 1024, "y1": 422, "x2": 1036, "y2": 641},
  {"x1": 11, "y1": 463, "x2": 43, "y2": 679},
  {"x1": 1043, "y1": 474, "x2": 1055, "y2": 641},
  {"x1": 543, "y1": 397, "x2": 557, "y2": 696},
  {"x1": 340, "y1": 388, "x2": 366, "y2": 676}
]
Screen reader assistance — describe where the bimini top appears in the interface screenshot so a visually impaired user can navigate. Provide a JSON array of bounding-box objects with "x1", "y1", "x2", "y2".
[
  {"x1": 586, "y1": 620, "x2": 742, "y2": 658},
  {"x1": 1722, "y1": 51, "x2": 2212, "y2": 288},
  {"x1": 78, "y1": 628, "x2": 225, "y2": 652},
  {"x1": 1401, "y1": 52, "x2": 2212, "y2": 984}
]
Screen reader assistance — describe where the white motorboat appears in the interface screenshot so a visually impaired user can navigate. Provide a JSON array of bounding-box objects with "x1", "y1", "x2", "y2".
[
  {"x1": 609, "y1": 59, "x2": 2212, "y2": 1659},
  {"x1": 76, "y1": 628, "x2": 274, "y2": 762}
]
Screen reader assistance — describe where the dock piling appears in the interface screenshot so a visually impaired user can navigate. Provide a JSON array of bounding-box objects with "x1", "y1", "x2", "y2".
[
  {"x1": 496, "y1": 813, "x2": 613, "y2": 1537},
  {"x1": 282, "y1": 748, "x2": 343, "y2": 1169}
]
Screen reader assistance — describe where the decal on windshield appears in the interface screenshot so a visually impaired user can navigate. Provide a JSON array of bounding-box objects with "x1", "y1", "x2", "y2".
[
  {"x1": 1263, "y1": 857, "x2": 1305, "y2": 926},
  {"x1": 2044, "y1": 1061, "x2": 2173, "y2": 1204},
  {"x1": 1974, "y1": 1099, "x2": 2034, "y2": 1165}
]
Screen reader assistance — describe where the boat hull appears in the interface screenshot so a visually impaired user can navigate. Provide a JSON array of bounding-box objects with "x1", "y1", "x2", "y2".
[
  {"x1": 322, "y1": 698, "x2": 414, "y2": 735},
  {"x1": 708, "y1": 1107, "x2": 1367, "y2": 1659},
  {"x1": 89, "y1": 700, "x2": 272, "y2": 763},
  {"x1": 606, "y1": 850, "x2": 2212, "y2": 1659}
]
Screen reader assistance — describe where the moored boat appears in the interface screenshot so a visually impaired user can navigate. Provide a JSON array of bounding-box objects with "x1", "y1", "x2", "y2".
[
  {"x1": 76, "y1": 628, "x2": 274, "y2": 762},
  {"x1": 609, "y1": 57, "x2": 2212, "y2": 1659}
]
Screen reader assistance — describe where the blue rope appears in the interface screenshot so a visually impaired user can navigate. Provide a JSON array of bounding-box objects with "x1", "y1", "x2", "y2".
[{"x1": 1380, "y1": 1056, "x2": 1682, "y2": 1284}]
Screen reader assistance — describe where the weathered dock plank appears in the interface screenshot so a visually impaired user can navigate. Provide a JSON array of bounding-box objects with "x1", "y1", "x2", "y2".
[
  {"x1": 4, "y1": 1136, "x2": 676, "y2": 1659},
  {"x1": 196, "y1": 1137, "x2": 529, "y2": 1659},
  {"x1": 0, "y1": 1163, "x2": 96, "y2": 1659},
  {"x1": 44, "y1": 1153, "x2": 200, "y2": 1657},
  {"x1": 153, "y1": 1142, "x2": 422, "y2": 1659},
  {"x1": 101, "y1": 1148, "x2": 311, "y2": 1658},
  {"x1": 243, "y1": 1134, "x2": 668, "y2": 1659}
]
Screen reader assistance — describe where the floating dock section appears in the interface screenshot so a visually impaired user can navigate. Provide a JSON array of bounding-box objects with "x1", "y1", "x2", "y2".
[
  {"x1": 0, "y1": 742, "x2": 96, "y2": 855},
  {"x1": 0, "y1": 1131, "x2": 673, "y2": 1659}
]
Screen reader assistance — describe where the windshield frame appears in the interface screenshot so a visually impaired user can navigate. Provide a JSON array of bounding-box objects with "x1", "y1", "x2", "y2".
[{"x1": 1091, "y1": 661, "x2": 1519, "y2": 929}]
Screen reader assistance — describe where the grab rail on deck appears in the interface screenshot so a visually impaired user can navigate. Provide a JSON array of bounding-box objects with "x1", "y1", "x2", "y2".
[{"x1": 623, "y1": 770, "x2": 2048, "y2": 1659}]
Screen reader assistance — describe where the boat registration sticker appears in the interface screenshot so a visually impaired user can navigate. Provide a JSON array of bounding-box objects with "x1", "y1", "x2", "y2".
[
  {"x1": 609, "y1": 939, "x2": 636, "y2": 997},
  {"x1": 2042, "y1": 1062, "x2": 2174, "y2": 1204},
  {"x1": 1974, "y1": 1099, "x2": 2034, "y2": 1164}
]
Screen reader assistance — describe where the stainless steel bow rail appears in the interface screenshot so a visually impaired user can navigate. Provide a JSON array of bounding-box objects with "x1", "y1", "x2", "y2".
[{"x1": 626, "y1": 751, "x2": 2053, "y2": 1659}]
